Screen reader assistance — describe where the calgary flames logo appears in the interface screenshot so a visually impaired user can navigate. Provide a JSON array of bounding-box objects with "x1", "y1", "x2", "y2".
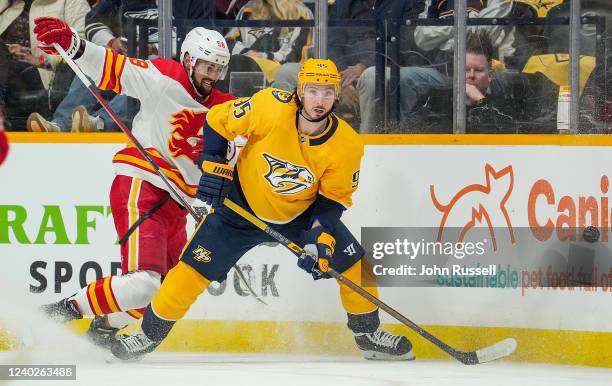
[
  {"x1": 168, "y1": 109, "x2": 206, "y2": 162},
  {"x1": 262, "y1": 153, "x2": 315, "y2": 195}
]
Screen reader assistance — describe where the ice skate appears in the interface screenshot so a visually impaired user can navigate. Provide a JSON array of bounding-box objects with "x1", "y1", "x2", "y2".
[
  {"x1": 354, "y1": 328, "x2": 415, "y2": 361},
  {"x1": 39, "y1": 298, "x2": 82, "y2": 323},
  {"x1": 111, "y1": 331, "x2": 159, "y2": 361},
  {"x1": 85, "y1": 315, "x2": 120, "y2": 349}
]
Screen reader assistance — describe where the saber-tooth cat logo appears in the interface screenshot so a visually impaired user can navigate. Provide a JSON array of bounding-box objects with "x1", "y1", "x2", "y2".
[{"x1": 262, "y1": 153, "x2": 315, "y2": 194}]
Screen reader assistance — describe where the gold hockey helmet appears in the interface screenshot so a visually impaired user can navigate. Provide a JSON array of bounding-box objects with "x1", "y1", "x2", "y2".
[{"x1": 297, "y1": 58, "x2": 341, "y2": 99}]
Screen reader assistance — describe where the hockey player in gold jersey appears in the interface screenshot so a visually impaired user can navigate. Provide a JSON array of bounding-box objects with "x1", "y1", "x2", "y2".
[{"x1": 111, "y1": 58, "x2": 415, "y2": 361}]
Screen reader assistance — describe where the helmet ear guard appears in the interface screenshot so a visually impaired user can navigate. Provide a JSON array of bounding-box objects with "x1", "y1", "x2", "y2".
[{"x1": 297, "y1": 58, "x2": 341, "y2": 100}]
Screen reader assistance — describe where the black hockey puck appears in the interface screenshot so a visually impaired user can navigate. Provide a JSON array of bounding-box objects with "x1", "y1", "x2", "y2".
[{"x1": 583, "y1": 226, "x2": 600, "y2": 243}]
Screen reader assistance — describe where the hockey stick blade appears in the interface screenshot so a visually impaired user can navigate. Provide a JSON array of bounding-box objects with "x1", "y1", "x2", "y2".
[
  {"x1": 474, "y1": 337, "x2": 517, "y2": 364},
  {"x1": 455, "y1": 337, "x2": 517, "y2": 365}
]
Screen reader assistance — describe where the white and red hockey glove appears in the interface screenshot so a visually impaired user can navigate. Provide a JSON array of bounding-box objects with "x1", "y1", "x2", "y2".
[{"x1": 33, "y1": 17, "x2": 82, "y2": 57}]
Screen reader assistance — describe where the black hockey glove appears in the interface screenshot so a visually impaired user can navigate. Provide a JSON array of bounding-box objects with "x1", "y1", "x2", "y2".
[
  {"x1": 298, "y1": 226, "x2": 335, "y2": 280},
  {"x1": 197, "y1": 154, "x2": 233, "y2": 207}
]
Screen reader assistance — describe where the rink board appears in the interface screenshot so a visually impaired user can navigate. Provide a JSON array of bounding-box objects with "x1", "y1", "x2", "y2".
[{"x1": 3, "y1": 133, "x2": 612, "y2": 367}]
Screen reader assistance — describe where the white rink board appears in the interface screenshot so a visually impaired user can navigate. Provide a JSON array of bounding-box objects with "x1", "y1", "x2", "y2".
[{"x1": 1, "y1": 142, "x2": 612, "y2": 331}]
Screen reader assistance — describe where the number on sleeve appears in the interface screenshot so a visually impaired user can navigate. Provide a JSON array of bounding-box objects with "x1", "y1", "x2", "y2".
[{"x1": 129, "y1": 58, "x2": 149, "y2": 69}]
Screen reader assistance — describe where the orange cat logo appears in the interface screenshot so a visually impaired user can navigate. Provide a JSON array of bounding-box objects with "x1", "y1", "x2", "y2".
[
  {"x1": 168, "y1": 109, "x2": 206, "y2": 162},
  {"x1": 430, "y1": 164, "x2": 515, "y2": 251}
]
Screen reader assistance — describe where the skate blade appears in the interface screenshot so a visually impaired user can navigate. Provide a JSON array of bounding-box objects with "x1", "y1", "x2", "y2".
[
  {"x1": 105, "y1": 354, "x2": 145, "y2": 364},
  {"x1": 362, "y1": 350, "x2": 416, "y2": 361}
]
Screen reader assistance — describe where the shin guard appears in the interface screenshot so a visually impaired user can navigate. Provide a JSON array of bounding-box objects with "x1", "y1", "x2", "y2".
[
  {"x1": 337, "y1": 259, "x2": 379, "y2": 315},
  {"x1": 150, "y1": 261, "x2": 210, "y2": 321}
]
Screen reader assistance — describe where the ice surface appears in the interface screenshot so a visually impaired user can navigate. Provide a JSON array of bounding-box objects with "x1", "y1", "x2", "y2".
[
  {"x1": 1, "y1": 350, "x2": 612, "y2": 386},
  {"x1": 1, "y1": 281, "x2": 610, "y2": 386}
]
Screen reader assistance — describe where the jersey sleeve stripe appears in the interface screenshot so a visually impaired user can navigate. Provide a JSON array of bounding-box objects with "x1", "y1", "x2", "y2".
[
  {"x1": 98, "y1": 49, "x2": 127, "y2": 93},
  {"x1": 99, "y1": 48, "x2": 114, "y2": 90},
  {"x1": 113, "y1": 154, "x2": 197, "y2": 197},
  {"x1": 109, "y1": 54, "x2": 127, "y2": 94}
]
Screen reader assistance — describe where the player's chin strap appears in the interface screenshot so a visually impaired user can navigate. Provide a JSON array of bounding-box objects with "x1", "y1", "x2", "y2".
[
  {"x1": 299, "y1": 111, "x2": 329, "y2": 123},
  {"x1": 187, "y1": 67, "x2": 207, "y2": 99},
  {"x1": 184, "y1": 56, "x2": 202, "y2": 98},
  {"x1": 185, "y1": 57, "x2": 212, "y2": 99},
  {"x1": 54, "y1": 43, "x2": 266, "y2": 306}
]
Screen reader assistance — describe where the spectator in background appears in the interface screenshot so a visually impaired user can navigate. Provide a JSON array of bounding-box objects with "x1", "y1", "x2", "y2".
[
  {"x1": 357, "y1": 0, "x2": 515, "y2": 132},
  {"x1": 0, "y1": 0, "x2": 90, "y2": 130},
  {"x1": 0, "y1": 42, "x2": 6, "y2": 125},
  {"x1": 27, "y1": 0, "x2": 213, "y2": 132},
  {"x1": 534, "y1": 0, "x2": 612, "y2": 131},
  {"x1": 216, "y1": 0, "x2": 313, "y2": 92},
  {"x1": 26, "y1": 0, "x2": 156, "y2": 132},
  {"x1": 418, "y1": 32, "x2": 517, "y2": 133},
  {"x1": 0, "y1": 36, "x2": 45, "y2": 130},
  {"x1": 216, "y1": 0, "x2": 249, "y2": 19},
  {"x1": 85, "y1": 0, "x2": 155, "y2": 50},
  {"x1": 272, "y1": 0, "x2": 425, "y2": 128},
  {"x1": 376, "y1": 33, "x2": 513, "y2": 133}
]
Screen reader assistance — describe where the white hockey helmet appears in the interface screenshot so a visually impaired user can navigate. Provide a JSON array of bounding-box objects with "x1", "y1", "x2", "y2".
[{"x1": 180, "y1": 27, "x2": 230, "y2": 80}]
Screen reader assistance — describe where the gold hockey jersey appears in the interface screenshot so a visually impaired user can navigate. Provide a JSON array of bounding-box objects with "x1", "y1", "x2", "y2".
[{"x1": 206, "y1": 88, "x2": 363, "y2": 224}]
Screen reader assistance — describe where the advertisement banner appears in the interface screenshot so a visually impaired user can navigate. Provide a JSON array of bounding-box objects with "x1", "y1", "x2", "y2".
[{"x1": 2, "y1": 141, "x2": 612, "y2": 332}]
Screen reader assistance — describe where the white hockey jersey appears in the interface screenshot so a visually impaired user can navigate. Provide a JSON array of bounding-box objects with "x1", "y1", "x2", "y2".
[{"x1": 74, "y1": 41, "x2": 236, "y2": 204}]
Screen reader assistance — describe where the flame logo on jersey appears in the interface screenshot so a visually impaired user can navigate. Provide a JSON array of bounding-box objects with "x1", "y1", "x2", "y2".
[
  {"x1": 168, "y1": 109, "x2": 206, "y2": 162},
  {"x1": 262, "y1": 153, "x2": 315, "y2": 195}
]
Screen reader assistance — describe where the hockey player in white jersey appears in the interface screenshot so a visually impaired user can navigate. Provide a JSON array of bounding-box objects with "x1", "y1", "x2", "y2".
[{"x1": 34, "y1": 16, "x2": 237, "y2": 349}]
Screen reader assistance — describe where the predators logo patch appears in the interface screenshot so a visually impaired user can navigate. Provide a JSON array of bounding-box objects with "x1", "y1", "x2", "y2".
[
  {"x1": 262, "y1": 153, "x2": 315, "y2": 195},
  {"x1": 192, "y1": 245, "x2": 212, "y2": 263},
  {"x1": 271, "y1": 90, "x2": 293, "y2": 103}
]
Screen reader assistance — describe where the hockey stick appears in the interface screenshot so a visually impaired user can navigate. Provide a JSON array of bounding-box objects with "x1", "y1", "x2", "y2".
[
  {"x1": 53, "y1": 44, "x2": 265, "y2": 305},
  {"x1": 223, "y1": 198, "x2": 517, "y2": 364}
]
